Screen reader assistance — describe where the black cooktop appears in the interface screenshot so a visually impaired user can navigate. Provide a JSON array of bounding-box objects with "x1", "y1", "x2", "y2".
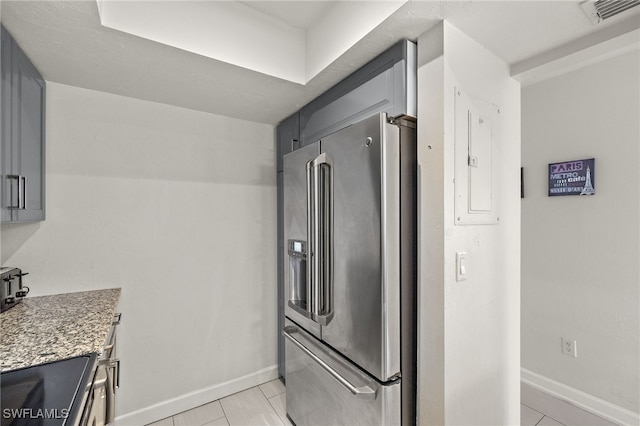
[{"x1": 1, "y1": 354, "x2": 96, "y2": 426}]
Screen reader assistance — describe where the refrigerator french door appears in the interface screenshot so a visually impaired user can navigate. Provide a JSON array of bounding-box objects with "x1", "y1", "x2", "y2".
[{"x1": 283, "y1": 113, "x2": 416, "y2": 426}]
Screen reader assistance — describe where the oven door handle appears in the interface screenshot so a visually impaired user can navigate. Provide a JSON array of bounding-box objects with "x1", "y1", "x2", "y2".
[
  {"x1": 86, "y1": 367, "x2": 108, "y2": 426},
  {"x1": 112, "y1": 313, "x2": 122, "y2": 326},
  {"x1": 98, "y1": 359, "x2": 119, "y2": 424},
  {"x1": 98, "y1": 358, "x2": 120, "y2": 389}
]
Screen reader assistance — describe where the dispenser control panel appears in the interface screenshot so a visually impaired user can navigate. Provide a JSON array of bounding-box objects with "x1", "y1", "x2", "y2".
[{"x1": 288, "y1": 240, "x2": 306, "y2": 258}]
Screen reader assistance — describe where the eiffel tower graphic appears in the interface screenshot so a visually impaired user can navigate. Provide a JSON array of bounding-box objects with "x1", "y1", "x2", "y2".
[{"x1": 580, "y1": 166, "x2": 595, "y2": 195}]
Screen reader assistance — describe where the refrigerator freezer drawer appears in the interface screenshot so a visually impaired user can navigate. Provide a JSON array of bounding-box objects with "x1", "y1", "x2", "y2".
[{"x1": 284, "y1": 323, "x2": 401, "y2": 426}]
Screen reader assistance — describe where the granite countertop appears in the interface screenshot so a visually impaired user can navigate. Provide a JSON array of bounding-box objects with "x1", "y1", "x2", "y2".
[{"x1": 0, "y1": 288, "x2": 121, "y2": 372}]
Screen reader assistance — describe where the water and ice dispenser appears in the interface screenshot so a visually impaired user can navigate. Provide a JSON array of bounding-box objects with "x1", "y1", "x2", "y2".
[{"x1": 288, "y1": 239, "x2": 307, "y2": 312}]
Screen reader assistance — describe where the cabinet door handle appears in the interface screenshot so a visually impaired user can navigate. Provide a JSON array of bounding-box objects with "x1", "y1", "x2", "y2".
[
  {"x1": 7, "y1": 175, "x2": 26, "y2": 209},
  {"x1": 7, "y1": 175, "x2": 20, "y2": 209},
  {"x1": 20, "y1": 176, "x2": 26, "y2": 209},
  {"x1": 114, "y1": 359, "x2": 120, "y2": 389}
]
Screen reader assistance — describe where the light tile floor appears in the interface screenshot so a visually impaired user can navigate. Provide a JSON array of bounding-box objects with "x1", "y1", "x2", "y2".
[
  {"x1": 148, "y1": 379, "x2": 618, "y2": 426},
  {"x1": 147, "y1": 379, "x2": 291, "y2": 426}
]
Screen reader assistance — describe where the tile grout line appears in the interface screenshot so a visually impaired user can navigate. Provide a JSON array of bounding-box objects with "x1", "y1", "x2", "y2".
[
  {"x1": 523, "y1": 402, "x2": 545, "y2": 426},
  {"x1": 258, "y1": 380, "x2": 286, "y2": 399},
  {"x1": 210, "y1": 400, "x2": 229, "y2": 426},
  {"x1": 257, "y1": 386, "x2": 284, "y2": 426},
  {"x1": 522, "y1": 402, "x2": 544, "y2": 414},
  {"x1": 258, "y1": 379, "x2": 287, "y2": 426},
  {"x1": 532, "y1": 412, "x2": 567, "y2": 426},
  {"x1": 270, "y1": 392, "x2": 290, "y2": 426},
  {"x1": 523, "y1": 402, "x2": 569, "y2": 426},
  {"x1": 266, "y1": 394, "x2": 279, "y2": 414},
  {"x1": 257, "y1": 383, "x2": 269, "y2": 400},
  {"x1": 273, "y1": 378, "x2": 285, "y2": 397},
  {"x1": 218, "y1": 397, "x2": 230, "y2": 426}
]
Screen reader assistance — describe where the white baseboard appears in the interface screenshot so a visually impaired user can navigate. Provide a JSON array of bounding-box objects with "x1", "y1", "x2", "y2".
[
  {"x1": 113, "y1": 365, "x2": 279, "y2": 426},
  {"x1": 521, "y1": 368, "x2": 640, "y2": 426}
]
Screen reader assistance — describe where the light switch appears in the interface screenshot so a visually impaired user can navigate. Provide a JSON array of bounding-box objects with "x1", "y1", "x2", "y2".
[{"x1": 456, "y1": 252, "x2": 467, "y2": 282}]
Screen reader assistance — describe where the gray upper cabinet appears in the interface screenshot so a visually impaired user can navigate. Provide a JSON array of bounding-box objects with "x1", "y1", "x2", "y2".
[
  {"x1": 1, "y1": 25, "x2": 46, "y2": 223},
  {"x1": 276, "y1": 113, "x2": 298, "y2": 378},
  {"x1": 276, "y1": 113, "x2": 299, "y2": 173},
  {"x1": 299, "y1": 39, "x2": 416, "y2": 145}
]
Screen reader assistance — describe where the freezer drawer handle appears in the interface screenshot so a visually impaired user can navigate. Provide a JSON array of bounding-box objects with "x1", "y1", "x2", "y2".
[{"x1": 283, "y1": 326, "x2": 377, "y2": 400}]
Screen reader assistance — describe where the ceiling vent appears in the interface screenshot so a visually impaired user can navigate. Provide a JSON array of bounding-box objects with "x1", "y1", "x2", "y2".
[{"x1": 581, "y1": 0, "x2": 640, "y2": 23}]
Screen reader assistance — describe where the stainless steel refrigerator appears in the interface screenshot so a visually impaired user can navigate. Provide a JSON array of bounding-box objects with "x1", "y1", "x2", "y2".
[{"x1": 282, "y1": 113, "x2": 417, "y2": 425}]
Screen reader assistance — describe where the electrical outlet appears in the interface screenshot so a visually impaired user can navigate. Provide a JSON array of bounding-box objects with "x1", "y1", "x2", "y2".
[{"x1": 561, "y1": 337, "x2": 577, "y2": 357}]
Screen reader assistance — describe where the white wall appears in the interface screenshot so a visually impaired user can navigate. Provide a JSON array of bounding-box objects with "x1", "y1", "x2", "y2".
[
  {"x1": 521, "y1": 50, "x2": 640, "y2": 418},
  {"x1": 0, "y1": 82, "x2": 278, "y2": 425},
  {"x1": 417, "y1": 22, "x2": 521, "y2": 425},
  {"x1": 0, "y1": 0, "x2": 3, "y2": 264}
]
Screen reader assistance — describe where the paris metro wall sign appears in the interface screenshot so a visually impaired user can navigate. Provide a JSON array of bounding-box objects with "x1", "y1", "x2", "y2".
[{"x1": 548, "y1": 158, "x2": 595, "y2": 196}]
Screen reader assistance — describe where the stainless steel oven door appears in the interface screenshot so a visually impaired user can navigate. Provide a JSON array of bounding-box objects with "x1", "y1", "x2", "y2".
[
  {"x1": 80, "y1": 312, "x2": 120, "y2": 426},
  {"x1": 102, "y1": 313, "x2": 121, "y2": 424},
  {"x1": 81, "y1": 366, "x2": 108, "y2": 426},
  {"x1": 103, "y1": 355, "x2": 119, "y2": 423}
]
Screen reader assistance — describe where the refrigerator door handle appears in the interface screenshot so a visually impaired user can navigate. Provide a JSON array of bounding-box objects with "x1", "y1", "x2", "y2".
[
  {"x1": 306, "y1": 158, "x2": 317, "y2": 319},
  {"x1": 307, "y1": 153, "x2": 334, "y2": 325},
  {"x1": 283, "y1": 326, "x2": 376, "y2": 400}
]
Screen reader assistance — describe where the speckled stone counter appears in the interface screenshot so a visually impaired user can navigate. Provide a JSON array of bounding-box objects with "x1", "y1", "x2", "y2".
[{"x1": 0, "y1": 288, "x2": 121, "y2": 372}]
